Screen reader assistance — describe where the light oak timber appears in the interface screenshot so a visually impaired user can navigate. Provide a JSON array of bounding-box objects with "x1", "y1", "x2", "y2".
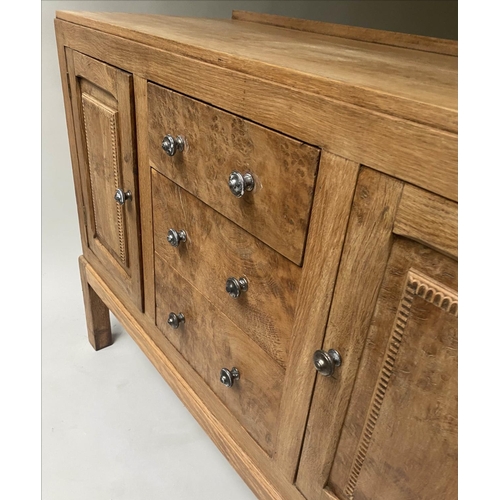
[
  {"x1": 328, "y1": 239, "x2": 457, "y2": 500},
  {"x1": 55, "y1": 11, "x2": 457, "y2": 132},
  {"x1": 232, "y1": 10, "x2": 458, "y2": 56},
  {"x1": 67, "y1": 49, "x2": 143, "y2": 310},
  {"x1": 274, "y1": 152, "x2": 359, "y2": 481},
  {"x1": 297, "y1": 169, "x2": 458, "y2": 500},
  {"x1": 80, "y1": 238, "x2": 145, "y2": 323},
  {"x1": 133, "y1": 75, "x2": 156, "y2": 319},
  {"x1": 80, "y1": 151, "x2": 359, "y2": 490},
  {"x1": 66, "y1": 47, "x2": 116, "y2": 243},
  {"x1": 296, "y1": 168, "x2": 404, "y2": 499},
  {"x1": 155, "y1": 255, "x2": 284, "y2": 455},
  {"x1": 148, "y1": 83, "x2": 319, "y2": 265},
  {"x1": 394, "y1": 183, "x2": 458, "y2": 259},
  {"x1": 80, "y1": 93, "x2": 124, "y2": 260},
  {"x1": 152, "y1": 170, "x2": 300, "y2": 369},
  {"x1": 55, "y1": 20, "x2": 457, "y2": 201},
  {"x1": 82, "y1": 256, "x2": 306, "y2": 500},
  {"x1": 73, "y1": 52, "x2": 141, "y2": 282},
  {"x1": 66, "y1": 50, "x2": 135, "y2": 313},
  {"x1": 79, "y1": 257, "x2": 112, "y2": 350},
  {"x1": 56, "y1": 13, "x2": 458, "y2": 499},
  {"x1": 55, "y1": 31, "x2": 89, "y2": 251}
]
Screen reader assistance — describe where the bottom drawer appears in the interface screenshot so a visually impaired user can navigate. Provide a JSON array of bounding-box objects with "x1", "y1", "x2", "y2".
[{"x1": 155, "y1": 253, "x2": 284, "y2": 455}]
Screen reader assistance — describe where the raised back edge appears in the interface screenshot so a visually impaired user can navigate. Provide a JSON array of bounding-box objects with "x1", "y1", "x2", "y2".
[{"x1": 232, "y1": 10, "x2": 458, "y2": 57}]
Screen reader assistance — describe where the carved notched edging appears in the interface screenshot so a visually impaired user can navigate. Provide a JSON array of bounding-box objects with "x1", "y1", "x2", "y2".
[
  {"x1": 344, "y1": 268, "x2": 458, "y2": 498},
  {"x1": 409, "y1": 270, "x2": 458, "y2": 316},
  {"x1": 109, "y1": 112, "x2": 127, "y2": 267},
  {"x1": 82, "y1": 93, "x2": 127, "y2": 267}
]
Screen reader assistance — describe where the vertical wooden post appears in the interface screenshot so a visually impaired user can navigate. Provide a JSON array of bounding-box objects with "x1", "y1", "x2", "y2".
[{"x1": 79, "y1": 256, "x2": 112, "y2": 350}]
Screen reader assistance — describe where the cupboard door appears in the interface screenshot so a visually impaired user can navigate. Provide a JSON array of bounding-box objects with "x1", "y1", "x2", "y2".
[
  {"x1": 67, "y1": 50, "x2": 142, "y2": 310},
  {"x1": 297, "y1": 168, "x2": 457, "y2": 500}
]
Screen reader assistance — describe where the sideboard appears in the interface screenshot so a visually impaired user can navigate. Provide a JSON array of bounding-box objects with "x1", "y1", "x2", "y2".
[{"x1": 55, "y1": 10, "x2": 458, "y2": 499}]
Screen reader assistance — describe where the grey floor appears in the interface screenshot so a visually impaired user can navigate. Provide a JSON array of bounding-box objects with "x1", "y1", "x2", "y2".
[{"x1": 42, "y1": 247, "x2": 256, "y2": 500}]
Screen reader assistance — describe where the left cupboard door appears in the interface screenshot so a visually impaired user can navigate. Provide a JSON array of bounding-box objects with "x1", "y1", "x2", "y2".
[{"x1": 67, "y1": 49, "x2": 142, "y2": 310}]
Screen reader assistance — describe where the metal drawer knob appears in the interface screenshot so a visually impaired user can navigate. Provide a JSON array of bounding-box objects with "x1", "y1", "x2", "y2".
[
  {"x1": 228, "y1": 171, "x2": 254, "y2": 198},
  {"x1": 167, "y1": 228, "x2": 187, "y2": 247},
  {"x1": 313, "y1": 349, "x2": 342, "y2": 377},
  {"x1": 162, "y1": 134, "x2": 185, "y2": 156},
  {"x1": 114, "y1": 188, "x2": 132, "y2": 205},
  {"x1": 220, "y1": 367, "x2": 240, "y2": 388},
  {"x1": 226, "y1": 277, "x2": 248, "y2": 298},
  {"x1": 167, "y1": 312, "x2": 185, "y2": 329}
]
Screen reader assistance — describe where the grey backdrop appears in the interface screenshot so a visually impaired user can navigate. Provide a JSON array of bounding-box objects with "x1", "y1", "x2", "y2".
[{"x1": 42, "y1": 2, "x2": 457, "y2": 499}]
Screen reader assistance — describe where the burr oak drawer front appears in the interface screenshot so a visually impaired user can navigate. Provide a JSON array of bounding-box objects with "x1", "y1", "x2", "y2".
[
  {"x1": 148, "y1": 82, "x2": 320, "y2": 266},
  {"x1": 155, "y1": 254, "x2": 284, "y2": 456}
]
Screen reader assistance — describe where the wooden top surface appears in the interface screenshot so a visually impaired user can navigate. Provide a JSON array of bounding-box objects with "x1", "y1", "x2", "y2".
[
  {"x1": 232, "y1": 11, "x2": 458, "y2": 56},
  {"x1": 56, "y1": 11, "x2": 457, "y2": 132}
]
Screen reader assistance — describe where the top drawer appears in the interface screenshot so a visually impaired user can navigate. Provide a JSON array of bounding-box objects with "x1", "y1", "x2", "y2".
[{"x1": 148, "y1": 83, "x2": 320, "y2": 265}]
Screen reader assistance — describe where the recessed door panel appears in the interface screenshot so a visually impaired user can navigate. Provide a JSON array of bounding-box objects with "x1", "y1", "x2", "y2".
[{"x1": 67, "y1": 49, "x2": 142, "y2": 309}]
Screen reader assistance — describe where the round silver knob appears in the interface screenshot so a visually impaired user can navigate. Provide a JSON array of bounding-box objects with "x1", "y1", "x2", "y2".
[
  {"x1": 162, "y1": 134, "x2": 185, "y2": 156},
  {"x1": 220, "y1": 367, "x2": 240, "y2": 388},
  {"x1": 313, "y1": 349, "x2": 342, "y2": 377},
  {"x1": 226, "y1": 277, "x2": 248, "y2": 299},
  {"x1": 114, "y1": 189, "x2": 132, "y2": 205},
  {"x1": 167, "y1": 229, "x2": 187, "y2": 247},
  {"x1": 228, "y1": 171, "x2": 254, "y2": 198},
  {"x1": 167, "y1": 312, "x2": 185, "y2": 329}
]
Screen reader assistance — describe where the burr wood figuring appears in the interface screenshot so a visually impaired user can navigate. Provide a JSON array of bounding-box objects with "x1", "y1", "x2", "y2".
[{"x1": 56, "y1": 10, "x2": 457, "y2": 499}]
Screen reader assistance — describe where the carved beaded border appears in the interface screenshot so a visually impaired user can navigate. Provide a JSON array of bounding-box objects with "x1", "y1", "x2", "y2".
[
  {"x1": 82, "y1": 94, "x2": 127, "y2": 266},
  {"x1": 344, "y1": 269, "x2": 458, "y2": 498},
  {"x1": 109, "y1": 111, "x2": 127, "y2": 266}
]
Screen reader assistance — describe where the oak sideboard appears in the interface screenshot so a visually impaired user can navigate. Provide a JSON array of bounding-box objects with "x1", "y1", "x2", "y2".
[{"x1": 55, "y1": 10, "x2": 458, "y2": 500}]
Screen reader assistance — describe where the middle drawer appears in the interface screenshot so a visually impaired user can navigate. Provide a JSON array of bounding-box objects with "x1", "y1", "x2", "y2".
[
  {"x1": 152, "y1": 168, "x2": 301, "y2": 369},
  {"x1": 155, "y1": 254, "x2": 284, "y2": 455}
]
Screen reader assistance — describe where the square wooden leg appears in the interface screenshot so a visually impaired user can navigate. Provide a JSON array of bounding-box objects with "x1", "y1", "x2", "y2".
[{"x1": 79, "y1": 256, "x2": 112, "y2": 350}]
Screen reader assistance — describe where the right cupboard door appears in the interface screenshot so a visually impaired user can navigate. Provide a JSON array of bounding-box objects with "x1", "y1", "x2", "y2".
[{"x1": 297, "y1": 167, "x2": 458, "y2": 500}]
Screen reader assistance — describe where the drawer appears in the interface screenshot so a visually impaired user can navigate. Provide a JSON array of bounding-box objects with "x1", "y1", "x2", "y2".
[
  {"x1": 148, "y1": 82, "x2": 320, "y2": 265},
  {"x1": 155, "y1": 254, "x2": 284, "y2": 455},
  {"x1": 152, "y1": 169, "x2": 300, "y2": 369}
]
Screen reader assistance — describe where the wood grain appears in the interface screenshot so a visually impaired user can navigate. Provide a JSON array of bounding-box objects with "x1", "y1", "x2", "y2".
[
  {"x1": 329, "y1": 239, "x2": 457, "y2": 500},
  {"x1": 148, "y1": 83, "x2": 319, "y2": 265},
  {"x1": 274, "y1": 152, "x2": 359, "y2": 481},
  {"x1": 56, "y1": 13, "x2": 459, "y2": 499},
  {"x1": 232, "y1": 10, "x2": 458, "y2": 56},
  {"x1": 55, "y1": 11, "x2": 457, "y2": 131},
  {"x1": 296, "y1": 168, "x2": 404, "y2": 499},
  {"x1": 67, "y1": 49, "x2": 143, "y2": 310},
  {"x1": 152, "y1": 169, "x2": 300, "y2": 369},
  {"x1": 56, "y1": 21, "x2": 458, "y2": 201},
  {"x1": 133, "y1": 75, "x2": 155, "y2": 319},
  {"x1": 83, "y1": 257, "x2": 307, "y2": 500},
  {"x1": 394, "y1": 183, "x2": 458, "y2": 259},
  {"x1": 79, "y1": 256, "x2": 112, "y2": 350},
  {"x1": 54, "y1": 33, "x2": 88, "y2": 251},
  {"x1": 81, "y1": 93, "x2": 126, "y2": 264},
  {"x1": 155, "y1": 254, "x2": 284, "y2": 455}
]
